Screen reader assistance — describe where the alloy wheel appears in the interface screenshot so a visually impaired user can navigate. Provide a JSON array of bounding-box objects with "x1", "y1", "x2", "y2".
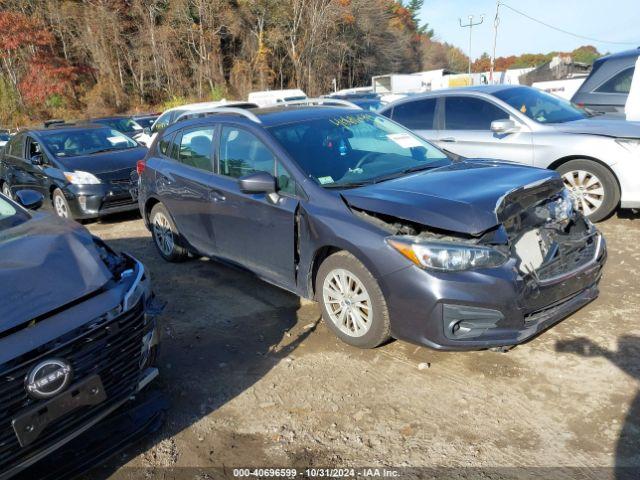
[
  {"x1": 322, "y1": 268, "x2": 372, "y2": 338},
  {"x1": 153, "y1": 212, "x2": 174, "y2": 256},
  {"x1": 54, "y1": 194, "x2": 69, "y2": 218},
  {"x1": 561, "y1": 169, "x2": 604, "y2": 216}
]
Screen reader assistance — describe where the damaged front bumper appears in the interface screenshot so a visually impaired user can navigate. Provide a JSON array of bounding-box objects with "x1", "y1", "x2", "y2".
[{"x1": 381, "y1": 232, "x2": 606, "y2": 351}]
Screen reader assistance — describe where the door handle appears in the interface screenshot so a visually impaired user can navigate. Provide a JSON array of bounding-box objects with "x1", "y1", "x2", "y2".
[
  {"x1": 209, "y1": 190, "x2": 226, "y2": 202},
  {"x1": 438, "y1": 137, "x2": 456, "y2": 143}
]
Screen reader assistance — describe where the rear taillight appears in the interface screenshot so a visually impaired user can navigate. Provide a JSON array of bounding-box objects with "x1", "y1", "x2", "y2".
[{"x1": 136, "y1": 159, "x2": 146, "y2": 175}]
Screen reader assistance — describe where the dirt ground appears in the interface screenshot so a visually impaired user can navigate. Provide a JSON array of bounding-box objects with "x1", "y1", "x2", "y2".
[{"x1": 82, "y1": 210, "x2": 640, "y2": 478}]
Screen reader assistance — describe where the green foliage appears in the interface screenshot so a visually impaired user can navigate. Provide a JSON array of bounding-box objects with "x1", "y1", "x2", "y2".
[
  {"x1": 209, "y1": 85, "x2": 227, "y2": 101},
  {"x1": 159, "y1": 96, "x2": 192, "y2": 111},
  {"x1": 45, "y1": 93, "x2": 65, "y2": 109},
  {"x1": 405, "y1": 0, "x2": 433, "y2": 37},
  {"x1": 0, "y1": 75, "x2": 22, "y2": 125},
  {"x1": 571, "y1": 45, "x2": 601, "y2": 65}
]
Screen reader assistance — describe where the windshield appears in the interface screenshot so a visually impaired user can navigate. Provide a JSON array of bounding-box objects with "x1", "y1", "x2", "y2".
[
  {"x1": 0, "y1": 196, "x2": 29, "y2": 232},
  {"x1": 269, "y1": 113, "x2": 450, "y2": 188},
  {"x1": 351, "y1": 99, "x2": 383, "y2": 112},
  {"x1": 0, "y1": 133, "x2": 9, "y2": 142},
  {"x1": 96, "y1": 118, "x2": 142, "y2": 133},
  {"x1": 493, "y1": 87, "x2": 588, "y2": 124},
  {"x1": 41, "y1": 128, "x2": 138, "y2": 157},
  {"x1": 135, "y1": 117, "x2": 156, "y2": 129},
  {"x1": 278, "y1": 96, "x2": 307, "y2": 102}
]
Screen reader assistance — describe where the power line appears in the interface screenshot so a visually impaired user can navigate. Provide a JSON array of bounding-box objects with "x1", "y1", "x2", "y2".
[{"x1": 499, "y1": 2, "x2": 638, "y2": 46}]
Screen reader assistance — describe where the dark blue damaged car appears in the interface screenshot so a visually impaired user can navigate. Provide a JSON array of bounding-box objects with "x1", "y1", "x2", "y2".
[
  {"x1": 0, "y1": 191, "x2": 163, "y2": 479},
  {"x1": 137, "y1": 105, "x2": 606, "y2": 350}
]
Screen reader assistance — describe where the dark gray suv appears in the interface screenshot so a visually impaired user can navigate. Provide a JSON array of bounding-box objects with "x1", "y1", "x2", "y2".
[
  {"x1": 572, "y1": 48, "x2": 638, "y2": 115},
  {"x1": 137, "y1": 105, "x2": 605, "y2": 351}
]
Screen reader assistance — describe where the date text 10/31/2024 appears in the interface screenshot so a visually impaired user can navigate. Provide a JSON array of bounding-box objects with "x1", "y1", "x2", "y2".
[{"x1": 233, "y1": 468, "x2": 400, "y2": 478}]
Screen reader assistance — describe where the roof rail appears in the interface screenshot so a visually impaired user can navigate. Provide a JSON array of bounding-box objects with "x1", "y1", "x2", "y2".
[
  {"x1": 176, "y1": 107, "x2": 262, "y2": 124},
  {"x1": 280, "y1": 98, "x2": 362, "y2": 109},
  {"x1": 43, "y1": 119, "x2": 67, "y2": 128}
]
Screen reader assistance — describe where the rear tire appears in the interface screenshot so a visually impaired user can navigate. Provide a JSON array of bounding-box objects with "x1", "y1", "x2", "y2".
[
  {"x1": 149, "y1": 203, "x2": 188, "y2": 262},
  {"x1": 556, "y1": 159, "x2": 619, "y2": 222},
  {"x1": 52, "y1": 188, "x2": 72, "y2": 219},
  {"x1": 316, "y1": 251, "x2": 391, "y2": 349}
]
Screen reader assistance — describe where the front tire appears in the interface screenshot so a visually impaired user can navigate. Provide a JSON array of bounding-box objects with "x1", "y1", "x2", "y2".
[
  {"x1": 556, "y1": 159, "x2": 619, "y2": 222},
  {"x1": 149, "y1": 203, "x2": 188, "y2": 262},
  {"x1": 52, "y1": 188, "x2": 72, "y2": 219},
  {"x1": 316, "y1": 251, "x2": 391, "y2": 348}
]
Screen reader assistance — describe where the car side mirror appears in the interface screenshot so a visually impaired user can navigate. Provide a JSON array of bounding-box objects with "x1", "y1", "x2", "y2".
[
  {"x1": 239, "y1": 171, "x2": 276, "y2": 194},
  {"x1": 14, "y1": 189, "x2": 44, "y2": 210},
  {"x1": 31, "y1": 153, "x2": 44, "y2": 166},
  {"x1": 143, "y1": 127, "x2": 151, "y2": 135},
  {"x1": 491, "y1": 119, "x2": 519, "y2": 134}
]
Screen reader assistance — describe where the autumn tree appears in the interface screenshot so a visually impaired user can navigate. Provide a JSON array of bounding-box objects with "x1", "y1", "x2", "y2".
[{"x1": 0, "y1": 10, "x2": 80, "y2": 119}]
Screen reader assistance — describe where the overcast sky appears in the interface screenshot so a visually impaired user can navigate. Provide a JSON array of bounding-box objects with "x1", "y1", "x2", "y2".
[{"x1": 419, "y1": 0, "x2": 639, "y2": 60}]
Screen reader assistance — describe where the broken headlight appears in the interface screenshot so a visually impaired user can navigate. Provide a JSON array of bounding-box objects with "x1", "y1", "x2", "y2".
[
  {"x1": 121, "y1": 260, "x2": 149, "y2": 312},
  {"x1": 387, "y1": 237, "x2": 508, "y2": 272}
]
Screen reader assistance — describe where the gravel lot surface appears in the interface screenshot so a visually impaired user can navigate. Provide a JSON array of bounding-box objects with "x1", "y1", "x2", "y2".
[{"x1": 81, "y1": 211, "x2": 640, "y2": 479}]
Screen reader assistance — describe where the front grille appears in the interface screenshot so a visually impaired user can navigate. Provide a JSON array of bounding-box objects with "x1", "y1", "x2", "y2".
[
  {"x1": 96, "y1": 168, "x2": 135, "y2": 183},
  {"x1": 0, "y1": 301, "x2": 146, "y2": 472},
  {"x1": 535, "y1": 233, "x2": 599, "y2": 281},
  {"x1": 523, "y1": 290, "x2": 584, "y2": 326},
  {"x1": 102, "y1": 196, "x2": 136, "y2": 209}
]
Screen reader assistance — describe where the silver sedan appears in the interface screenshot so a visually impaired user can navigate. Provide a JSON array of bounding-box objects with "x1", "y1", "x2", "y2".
[{"x1": 380, "y1": 85, "x2": 640, "y2": 221}]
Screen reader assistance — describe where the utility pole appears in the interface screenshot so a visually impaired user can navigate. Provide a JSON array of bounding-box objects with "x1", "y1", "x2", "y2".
[
  {"x1": 459, "y1": 14, "x2": 484, "y2": 81},
  {"x1": 490, "y1": 1, "x2": 501, "y2": 83}
]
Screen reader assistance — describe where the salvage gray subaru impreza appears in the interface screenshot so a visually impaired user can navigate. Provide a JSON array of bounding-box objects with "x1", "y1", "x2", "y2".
[{"x1": 137, "y1": 105, "x2": 606, "y2": 350}]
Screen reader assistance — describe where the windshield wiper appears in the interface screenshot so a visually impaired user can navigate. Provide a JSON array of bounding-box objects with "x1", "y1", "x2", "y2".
[
  {"x1": 323, "y1": 181, "x2": 372, "y2": 189},
  {"x1": 401, "y1": 164, "x2": 443, "y2": 174},
  {"x1": 90, "y1": 147, "x2": 121, "y2": 154},
  {"x1": 370, "y1": 163, "x2": 443, "y2": 184}
]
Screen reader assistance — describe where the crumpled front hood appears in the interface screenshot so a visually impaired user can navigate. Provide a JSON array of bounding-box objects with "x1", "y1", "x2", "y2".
[
  {"x1": 0, "y1": 214, "x2": 112, "y2": 333},
  {"x1": 553, "y1": 118, "x2": 640, "y2": 139},
  {"x1": 342, "y1": 160, "x2": 562, "y2": 235}
]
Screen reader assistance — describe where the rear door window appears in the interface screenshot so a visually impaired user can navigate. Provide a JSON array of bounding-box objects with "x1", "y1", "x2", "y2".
[
  {"x1": 177, "y1": 127, "x2": 214, "y2": 172},
  {"x1": 7, "y1": 134, "x2": 25, "y2": 158},
  {"x1": 444, "y1": 96, "x2": 509, "y2": 130},
  {"x1": 158, "y1": 132, "x2": 174, "y2": 156},
  {"x1": 151, "y1": 111, "x2": 172, "y2": 133},
  {"x1": 219, "y1": 127, "x2": 275, "y2": 179},
  {"x1": 391, "y1": 98, "x2": 437, "y2": 130},
  {"x1": 595, "y1": 66, "x2": 635, "y2": 94}
]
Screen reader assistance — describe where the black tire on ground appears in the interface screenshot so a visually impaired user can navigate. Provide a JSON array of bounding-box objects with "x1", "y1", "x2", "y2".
[
  {"x1": 52, "y1": 188, "x2": 72, "y2": 219},
  {"x1": 316, "y1": 250, "x2": 391, "y2": 349},
  {"x1": 556, "y1": 159, "x2": 620, "y2": 223},
  {"x1": 149, "y1": 203, "x2": 189, "y2": 262}
]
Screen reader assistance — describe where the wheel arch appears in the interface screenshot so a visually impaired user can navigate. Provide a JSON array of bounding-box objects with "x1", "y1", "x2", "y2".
[
  {"x1": 143, "y1": 196, "x2": 161, "y2": 226},
  {"x1": 307, "y1": 244, "x2": 374, "y2": 300},
  {"x1": 547, "y1": 155, "x2": 621, "y2": 192}
]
